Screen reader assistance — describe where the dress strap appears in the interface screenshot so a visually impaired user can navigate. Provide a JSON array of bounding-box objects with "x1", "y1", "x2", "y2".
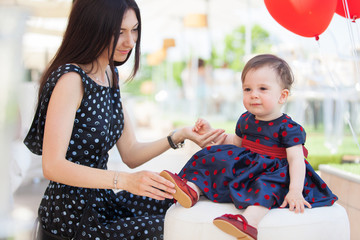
[{"x1": 241, "y1": 138, "x2": 308, "y2": 159}]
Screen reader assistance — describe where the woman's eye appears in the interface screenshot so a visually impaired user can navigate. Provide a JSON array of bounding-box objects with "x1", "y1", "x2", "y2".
[{"x1": 132, "y1": 28, "x2": 138, "y2": 32}]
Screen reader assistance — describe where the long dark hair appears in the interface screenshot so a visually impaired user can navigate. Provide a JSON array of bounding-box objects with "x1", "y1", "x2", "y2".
[{"x1": 38, "y1": 0, "x2": 141, "y2": 100}]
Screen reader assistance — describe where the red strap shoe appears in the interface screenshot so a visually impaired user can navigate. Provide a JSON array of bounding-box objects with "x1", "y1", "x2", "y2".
[
  {"x1": 160, "y1": 170, "x2": 198, "y2": 208},
  {"x1": 213, "y1": 214, "x2": 258, "y2": 240}
]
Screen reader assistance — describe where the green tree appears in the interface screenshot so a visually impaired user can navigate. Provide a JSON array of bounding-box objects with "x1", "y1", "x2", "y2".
[{"x1": 211, "y1": 24, "x2": 271, "y2": 71}]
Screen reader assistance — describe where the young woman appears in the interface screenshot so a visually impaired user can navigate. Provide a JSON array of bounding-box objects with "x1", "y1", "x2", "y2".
[
  {"x1": 24, "y1": 0, "x2": 224, "y2": 239},
  {"x1": 161, "y1": 54, "x2": 337, "y2": 240}
]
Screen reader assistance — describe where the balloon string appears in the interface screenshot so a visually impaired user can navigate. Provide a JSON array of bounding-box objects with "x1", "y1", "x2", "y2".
[
  {"x1": 341, "y1": 0, "x2": 360, "y2": 89},
  {"x1": 347, "y1": 117, "x2": 360, "y2": 151},
  {"x1": 342, "y1": 0, "x2": 351, "y2": 19},
  {"x1": 316, "y1": 41, "x2": 340, "y2": 91},
  {"x1": 341, "y1": 0, "x2": 360, "y2": 152},
  {"x1": 316, "y1": 40, "x2": 360, "y2": 153}
]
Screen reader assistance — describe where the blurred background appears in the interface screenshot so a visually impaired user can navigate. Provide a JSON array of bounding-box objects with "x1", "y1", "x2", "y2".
[{"x1": 1, "y1": 0, "x2": 360, "y2": 239}]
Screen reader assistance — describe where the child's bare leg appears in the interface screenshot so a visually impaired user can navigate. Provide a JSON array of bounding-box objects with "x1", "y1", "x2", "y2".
[
  {"x1": 187, "y1": 181, "x2": 202, "y2": 200},
  {"x1": 242, "y1": 205, "x2": 269, "y2": 228}
]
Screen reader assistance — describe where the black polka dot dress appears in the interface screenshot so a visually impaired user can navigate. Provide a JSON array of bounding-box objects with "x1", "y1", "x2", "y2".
[{"x1": 24, "y1": 64, "x2": 173, "y2": 239}]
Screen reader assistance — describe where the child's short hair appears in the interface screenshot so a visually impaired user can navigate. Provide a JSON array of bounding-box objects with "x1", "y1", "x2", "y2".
[{"x1": 241, "y1": 54, "x2": 294, "y2": 90}]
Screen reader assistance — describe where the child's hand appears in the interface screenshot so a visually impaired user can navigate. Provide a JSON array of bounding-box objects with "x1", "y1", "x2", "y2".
[
  {"x1": 184, "y1": 126, "x2": 226, "y2": 148},
  {"x1": 193, "y1": 118, "x2": 212, "y2": 135},
  {"x1": 188, "y1": 118, "x2": 227, "y2": 148},
  {"x1": 280, "y1": 189, "x2": 312, "y2": 213}
]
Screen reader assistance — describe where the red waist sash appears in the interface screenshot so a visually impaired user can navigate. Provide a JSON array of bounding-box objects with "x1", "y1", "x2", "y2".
[{"x1": 241, "y1": 138, "x2": 308, "y2": 159}]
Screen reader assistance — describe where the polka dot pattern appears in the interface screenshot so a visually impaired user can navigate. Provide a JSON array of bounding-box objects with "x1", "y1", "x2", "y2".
[
  {"x1": 178, "y1": 111, "x2": 337, "y2": 210},
  {"x1": 24, "y1": 64, "x2": 172, "y2": 239},
  {"x1": 237, "y1": 111, "x2": 306, "y2": 149}
]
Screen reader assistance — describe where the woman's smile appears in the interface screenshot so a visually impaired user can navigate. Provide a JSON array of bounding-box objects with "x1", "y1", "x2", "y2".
[{"x1": 118, "y1": 49, "x2": 131, "y2": 55}]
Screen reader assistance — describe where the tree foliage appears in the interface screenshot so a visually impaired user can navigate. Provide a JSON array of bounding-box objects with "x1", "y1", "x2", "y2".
[{"x1": 210, "y1": 24, "x2": 271, "y2": 71}]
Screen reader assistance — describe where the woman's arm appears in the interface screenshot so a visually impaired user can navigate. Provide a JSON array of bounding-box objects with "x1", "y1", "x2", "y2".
[
  {"x1": 116, "y1": 109, "x2": 226, "y2": 168},
  {"x1": 41, "y1": 72, "x2": 175, "y2": 200},
  {"x1": 280, "y1": 144, "x2": 312, "y2": 213},
  {"x1": 115, "y1": 108, "x2": 172, "y2": 169}
]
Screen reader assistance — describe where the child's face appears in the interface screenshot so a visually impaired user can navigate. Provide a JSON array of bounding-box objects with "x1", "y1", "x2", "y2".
[{"x1": 242, "y1": 66, "x2": 289, "y2": 121}]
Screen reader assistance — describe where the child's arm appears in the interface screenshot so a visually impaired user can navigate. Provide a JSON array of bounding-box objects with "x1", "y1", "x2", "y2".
[
  {"x1": 193, "y1": 118, "x2": 242, "y2": 147},
  {"x1": 280, "y1": 145, "x2": 312, "y2": 213}
]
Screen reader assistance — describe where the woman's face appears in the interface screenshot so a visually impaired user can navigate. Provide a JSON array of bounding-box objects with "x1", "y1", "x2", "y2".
[
  {"x1": 102, "y1": 9, "x2": 139, "y2": 63},
  {"x1": 115, "y1": 9, "x2": 139, "y2": 62}
]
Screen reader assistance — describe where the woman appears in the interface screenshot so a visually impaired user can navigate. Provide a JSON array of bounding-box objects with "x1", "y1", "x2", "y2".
[{"x1": 24, "y1": 0, "x2": 224, "y2": 239}]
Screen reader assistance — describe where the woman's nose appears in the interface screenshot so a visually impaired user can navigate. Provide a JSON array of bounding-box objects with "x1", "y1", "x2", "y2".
[{"x1": 124, "y1": 32, "x2": 135, "y2": 48}]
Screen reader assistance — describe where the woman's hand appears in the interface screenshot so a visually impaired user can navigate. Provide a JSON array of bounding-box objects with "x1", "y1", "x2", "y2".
[
  {"x1": 120, "y1": 171, "x2": 176, "y2": 200},
  {"x1": 280, "y1": 189, "x2": 312, "y2": 213}
]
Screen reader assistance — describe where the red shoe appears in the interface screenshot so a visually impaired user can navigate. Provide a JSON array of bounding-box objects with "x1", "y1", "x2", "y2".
[
  {"x1": 160, "y1": 170, "x2": 198, "y2": 208},
  {"x1": 213, "y1": 214, "x2": 258, "y2": 240}
]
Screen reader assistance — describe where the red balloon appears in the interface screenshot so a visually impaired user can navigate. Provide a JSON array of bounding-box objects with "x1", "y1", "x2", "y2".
[
  {"x1": 265, "y1": 0, "x2": 337, "y2": 38},
  {"x1": 336, "y1": 0, "x2": 360, "y2": 20}
]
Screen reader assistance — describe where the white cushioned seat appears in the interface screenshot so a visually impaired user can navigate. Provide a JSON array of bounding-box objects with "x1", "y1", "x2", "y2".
[{"x1": 164, "y1": 197, "x2": 350, "y2": 240}]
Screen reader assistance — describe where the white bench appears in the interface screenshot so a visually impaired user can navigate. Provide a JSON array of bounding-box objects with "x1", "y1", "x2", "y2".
[{"x1": 164, "y1": 197, "x2": 350, "y2": 240}]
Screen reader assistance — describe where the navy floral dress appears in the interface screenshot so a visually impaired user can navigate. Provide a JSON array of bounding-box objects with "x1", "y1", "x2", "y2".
[
  {"x1": 179, "y1": 111, "x2": 337, "y2": 210},
  {"x1": 24, "y1": 64, "x2": 172, "y2": 239}
]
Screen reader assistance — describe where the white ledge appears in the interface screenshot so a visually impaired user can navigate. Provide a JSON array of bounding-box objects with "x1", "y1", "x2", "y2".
[{"x1": 319, "y1": 164, "x2": 360, "y2": 184}]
